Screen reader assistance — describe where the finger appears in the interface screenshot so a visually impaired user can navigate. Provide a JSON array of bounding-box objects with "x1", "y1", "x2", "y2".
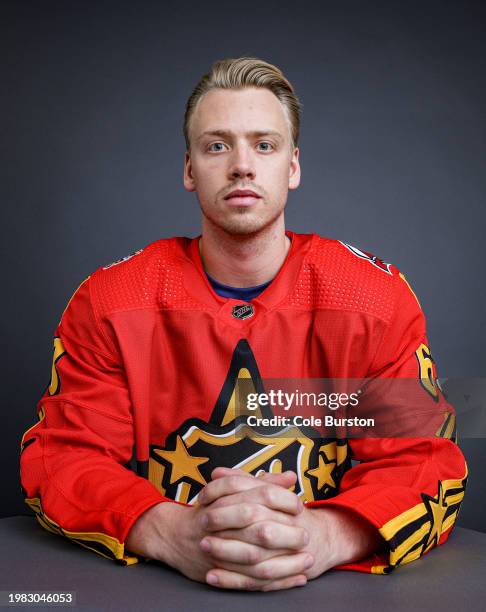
[
  {"x1": 204, "y1": 503, "x2": 294, "y2": 532},
  {"x1": 199, "y1": 475, "x2": 267, "y2": 506},
  {"x1": 214, "y1": 521, "x2": 310, "y2": 551},
  {"x1": 211, "y1": 467, "x2": 253, "y2": 480},
  {"x1": 200, "y1": 536, "x2": 288, "y2": 564},
  {"x1": 206, "y1": 569, "x2": 307, "y2": 591},
  {"x1": 200, "y1": 477, "x2": 303, "y2": 515},
  {"x1": 208, "y1": 485, "x2": 303, "y2": 516},
  {"x1": 260, "y1": 575, "x2": 308, "y2": 592},
  {"x1": 211, "y1": 467, "x2": 297, "y2": 489},
  {"x1": 213, "y1": 551, "x2": 314, "y2": 581},
  {"x1": 257, "y1": 471, "x2": 298, "y2": 488}
]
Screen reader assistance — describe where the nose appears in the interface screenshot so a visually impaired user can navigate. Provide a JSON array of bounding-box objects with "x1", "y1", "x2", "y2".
[{"x1": 227, "y1": 144, "x2": 256, "y2": 180}]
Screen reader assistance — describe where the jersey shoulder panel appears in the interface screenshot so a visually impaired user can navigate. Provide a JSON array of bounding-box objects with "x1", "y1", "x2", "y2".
[
  {"x1": 89, "y1": 237, "x2": 203, "y2": 316},
  {"x1": 282, "y1": 235, "x2": 403, "y2": 324}
]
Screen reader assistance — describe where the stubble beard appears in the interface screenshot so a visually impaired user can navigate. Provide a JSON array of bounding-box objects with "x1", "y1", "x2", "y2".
[{"x1": 199, "y1": 196, "x2": 286, "y2": 237}]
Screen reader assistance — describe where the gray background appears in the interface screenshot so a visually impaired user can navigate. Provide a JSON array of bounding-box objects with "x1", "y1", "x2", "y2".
[{"x1": 2, "y1": 1, "x2": 485, "y2": 530}]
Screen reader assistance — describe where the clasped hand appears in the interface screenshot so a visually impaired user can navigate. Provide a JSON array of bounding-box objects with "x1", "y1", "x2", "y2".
[
  {"x1": 182, "y1": 467, "x2": 332, "y2": 591},
  {"x1": 128, "y1": 466, "x2": 380, "y2": 590}
]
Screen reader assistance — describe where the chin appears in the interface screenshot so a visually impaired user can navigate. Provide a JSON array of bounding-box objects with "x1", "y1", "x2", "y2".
[
  {"x1": 215, "y1": 214, "x2": 278, "y2": 236},
  {"x1": 219, "y1": 222, "x2": 267, "y2": 236},
  {"x1": 203, "y1": 206, "x2": 285, "y2": 237}
]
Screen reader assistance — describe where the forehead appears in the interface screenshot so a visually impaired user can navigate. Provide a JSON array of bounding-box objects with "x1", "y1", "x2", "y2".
[{"x1": 190, "y1": 87, "x2": 290, "y2": 138}]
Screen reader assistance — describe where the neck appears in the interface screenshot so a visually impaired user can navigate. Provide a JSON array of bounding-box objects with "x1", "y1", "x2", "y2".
[{"x1": 199, "y1": 217, "x2": 291, "y2": 288}]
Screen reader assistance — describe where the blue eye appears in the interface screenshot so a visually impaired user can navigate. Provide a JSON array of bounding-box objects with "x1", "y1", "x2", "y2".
[
  {"x1": 257, "y1": 142, "x2": 273, "y2": 151},
  {"x1": 208, "y1": 142, "x2": 226, "y2": 152}
]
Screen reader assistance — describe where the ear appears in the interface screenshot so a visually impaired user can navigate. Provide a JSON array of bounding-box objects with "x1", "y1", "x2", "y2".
[
  {"x1": 288, "y1": 147, "x2": 301, "y2": 190},
  {"x1": 183, "y1": 150, "x2": 196, "y2": 192}
]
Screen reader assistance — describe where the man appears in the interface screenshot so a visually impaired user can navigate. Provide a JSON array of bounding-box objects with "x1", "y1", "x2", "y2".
[{"x1": 20, "y1": 57, "x2": 467, "y2": 592}]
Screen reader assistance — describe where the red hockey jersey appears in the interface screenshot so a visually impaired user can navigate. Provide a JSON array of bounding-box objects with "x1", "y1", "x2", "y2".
[{"x1": 20, "y1": 232, "x2": 467, "y2": 573}]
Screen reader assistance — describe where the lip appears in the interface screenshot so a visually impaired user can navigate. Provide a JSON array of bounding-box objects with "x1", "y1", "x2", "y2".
[
  {"x1": 224, "y1": 189, "x2": 262, "y2": 207},
  {"x1": 224, "y1": 189, "x2": 261, "y2": 200}
]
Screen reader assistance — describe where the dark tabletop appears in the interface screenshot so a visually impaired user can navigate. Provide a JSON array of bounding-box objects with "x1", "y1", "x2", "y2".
[{"x1": 1, "y1": 516, "x2": 485, "y2": 611}]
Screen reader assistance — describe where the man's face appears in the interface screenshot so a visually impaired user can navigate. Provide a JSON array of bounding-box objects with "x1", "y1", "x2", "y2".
[{"x1": 183, "y1": 87, "x2": 300, "y2": 236}]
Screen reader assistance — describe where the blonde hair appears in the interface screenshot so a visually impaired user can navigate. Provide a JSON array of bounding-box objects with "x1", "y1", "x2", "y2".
[{"x1": 183, "y1": 57, "x2": 302, "y2": 151}]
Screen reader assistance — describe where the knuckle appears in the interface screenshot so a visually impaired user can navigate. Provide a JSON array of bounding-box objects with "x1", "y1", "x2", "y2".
[
  {"x1": 242, "y1": 503, "x2": 256, "y2": 522},
  {"x1": 259, "y1": 563, "x2": 274, "y2": 581},
  {"x1": 200, "y1": 511, "x2": 210, "y2": 530},
  {"x1": 229, "y1": 475, "x2": 243, "y2": 490},
  {"x1": 212, "y1": 497, "x2": 228, "y2": 509},
  {"x1": 263, "y1": 486, "x2": 276, "y2": 506},
  {"x1": 254, "y1": 504, "x2": 267, "y2": 522},
  {"x1": 300, "y1": 553, "x2": 313, "y2": 571},
  {"x1": 258, "y1": 523, "x2": 274, "y2": 546},
  {"x1": 244, "y1": 577, "x2": 259, "y2": 591},
  {"x1": 205, "y1": 510, "x2": 219, "y2": 529}
]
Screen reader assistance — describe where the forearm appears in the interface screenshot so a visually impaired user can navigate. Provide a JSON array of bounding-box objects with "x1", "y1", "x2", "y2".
[
  {"x1": 307, "y1": 506, "x2": 384, "y2": 574},
  {"x1": 125, "y1": 501, "x2": 185, "y2": 565},
  {"x1": 125, "y1": 500, "x2": 218, "y2": 584}
]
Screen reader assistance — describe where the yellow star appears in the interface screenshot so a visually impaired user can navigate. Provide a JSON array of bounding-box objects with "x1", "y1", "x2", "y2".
[
  {"x1": 154, "y1": 436, "x2": 209, "y2": 486},
  {"x1": 424, "y1": 482, "x2": 448, "y2": 549},
  {"x1": 307, "y1": 453, "x2": 336, "y2": 491}
]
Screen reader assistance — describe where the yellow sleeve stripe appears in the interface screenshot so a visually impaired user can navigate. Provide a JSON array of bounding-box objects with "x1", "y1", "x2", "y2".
[
  {"x1": 20, "y1": 405, "x2": 46, "y2": 450},
  {"x1": 442, "y1": 510, "x2": 459, "y2": 534},
  {"x1": 399, "y1": 272, "x2": 421, "y2": 307},
  {"x1": 389, "y1": 521, "x2": 431, "y2": 562},
  {"x1": 380, "y1": 468, "x2": 467, "y2": 540},
  {"x1": 446, "y1": 491, "x2": 465, "y2": 506},
  {"x1": 370, "y1": 565, "x2": 389, "y2": 574},
  {"x1": 36, "y1": 513, "x2": 63, "y2": 537},
  {"x1": 380, "y1": 503, "x2": 427, "y2": 539},
  {"x1": 443, "y1": 414, "x2": 456, "y2": 440},
  {"x1": 25, "y1": 497, "x2": 139, "y2": 566},
  {"x1": 435, "y1": 412, "x2": 456, "y2": 439},
  {"x1": 399, "y1": 546, "x2": 423, "y2": 566}
]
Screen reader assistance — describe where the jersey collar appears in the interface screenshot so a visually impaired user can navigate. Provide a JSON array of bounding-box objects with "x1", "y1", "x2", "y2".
[{"x1": 177, "y1": 230, "x2": 318, "y2": 312}]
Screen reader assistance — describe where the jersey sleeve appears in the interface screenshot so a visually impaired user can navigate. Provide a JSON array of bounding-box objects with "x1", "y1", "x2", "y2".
[
  {"x1": 306, "y1": 272, "x2": 468, "y2": 574},
  {"x1": 19, "y1": 277, "x2": 169, "y2": 565}
]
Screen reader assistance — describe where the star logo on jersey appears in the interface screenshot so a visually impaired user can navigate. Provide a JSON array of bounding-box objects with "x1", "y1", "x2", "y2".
[
  {"x1": 153, "y1": 436, "x2": 208, "y2": 486},
  {"x1": 422, "y1": 481, "x2": 448, "y2": 551},
  {"x1": 149, "y1": 340, "x2": 350, "y2": 505},
  {"x1": 306, "y1": 444, "x2": 337, "y2": 493}
]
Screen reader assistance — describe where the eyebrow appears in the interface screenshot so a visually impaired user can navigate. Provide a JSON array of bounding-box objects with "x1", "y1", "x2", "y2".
[{"x1": 195, "y1": 129, "x2": 284, "y2": 143}]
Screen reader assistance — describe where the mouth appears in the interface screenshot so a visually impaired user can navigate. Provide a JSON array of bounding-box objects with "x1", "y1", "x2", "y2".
[{"x1": 224, "y1": 189, "x2": 262, "y2": 206}]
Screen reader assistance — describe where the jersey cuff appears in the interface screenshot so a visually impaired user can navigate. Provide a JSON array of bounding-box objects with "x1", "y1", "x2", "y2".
[{"x1": 305, "y1": 477, "x2": 464, "y2": 574}]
